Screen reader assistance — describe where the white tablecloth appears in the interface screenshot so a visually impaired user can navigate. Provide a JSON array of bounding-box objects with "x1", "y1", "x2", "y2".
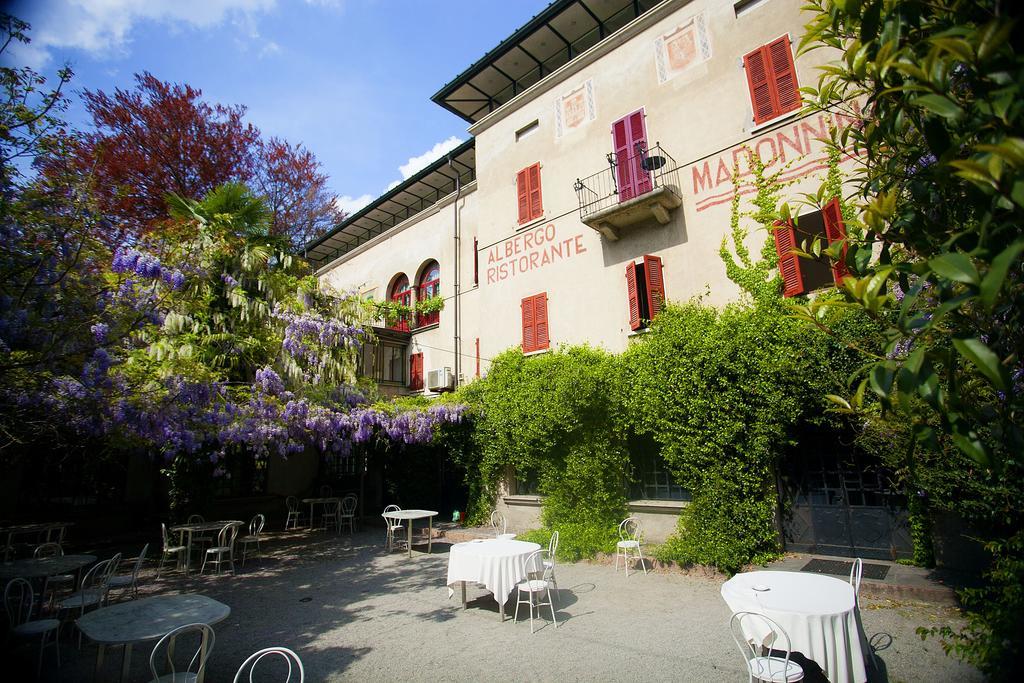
[
  {"x1": 446, "y1": 539, "x2": 541, "y2": 607},
  {"x1": 721, "y1": 571, "x2": 869, "y2": 683}
]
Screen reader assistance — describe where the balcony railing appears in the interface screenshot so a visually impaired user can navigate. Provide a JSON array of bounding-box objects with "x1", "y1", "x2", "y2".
[{"x1": 574, "y1": 142, "x2": 682, "y2": 241}]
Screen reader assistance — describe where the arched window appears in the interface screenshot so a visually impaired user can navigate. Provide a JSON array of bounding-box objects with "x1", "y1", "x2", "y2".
[
  {"x1": 389, "y1": 274, "x2": 412, "y2": 332},
  {"x1": 416, "y1": 260, "x2": 441, "y2": 327}
]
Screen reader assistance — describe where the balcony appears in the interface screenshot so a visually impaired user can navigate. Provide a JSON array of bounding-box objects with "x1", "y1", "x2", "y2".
[{"x1": 574, "y1": 142, "x2": 682, "y2": 241}]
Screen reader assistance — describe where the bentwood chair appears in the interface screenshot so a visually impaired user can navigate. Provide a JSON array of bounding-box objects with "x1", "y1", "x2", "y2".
[
  {"x1": 34, "y1": 542, "x2": 75, "y2": 612},
  {"x1": 543, "y1": 531, "x2": 560, "y2": 602},
  {"x1": 233, "y1": 646, "x2": 305, "y2": 682},
  {"x1": 149, "y1": 622, "x2": 215, "y2": 683},
  {"x1": 239, "y1": 514, "x2": 265, "y2": 567},
  {"x1": 284, "y1": 496, "x2": 304, "y2": 531},
  {"x1": 339, "y1": 494, "x2": 358, "y2": 534},
  {"x1": 108, "y1": 543, "x2": 149, "y2": 601},
  {"x1": 57, "y1": 553, "x2": 120, "y2": 647},
  {"x1": 615, "y1": 517, "x2": 648, "y2": 576},
  {"x1": 849, "y1": 557, "x2": 863, "y2": 605},
  {"x1": 187, "y1": 513, "x2": 214, "y2": 551},
  {"x1": 319, "y1": 485, "x2": 333, "y2": 497},
  {"x1": 157, "y1": 523, "x2": 187, "y2": 578},
  {"x1": 322, "y1": 501, "x2": 342, "y2": 535},
  {"x1": 201, "y1": 523, "x2": 241, "y2": 575},
  {"x1": 513, "y1": 549, "x2": 557, "y2": 634},
  {"x1": 4, "y1": 577, "x2": 61, "y2": 676},
  {"x1": 729, "y1": 611, "x2": 805, "y2": 682},
  {"x1": 382, "y1": 505, "x2": 405, "y2": 551},
  {"x1": 490, "y1": 510, "x2": 515, "y2": 540}
]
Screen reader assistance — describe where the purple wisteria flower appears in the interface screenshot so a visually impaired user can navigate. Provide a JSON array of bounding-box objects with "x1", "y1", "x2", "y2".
[{"x1": 91, "y1": 322, "x2": 109, "y2": 344}]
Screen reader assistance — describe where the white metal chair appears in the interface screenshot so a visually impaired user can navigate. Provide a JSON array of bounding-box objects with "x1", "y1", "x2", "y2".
[
  {"x1": 57, "y1": 553, "x2": 120, "y2": 647},
  {"x1": 35, "y1": 542, "x2": 75, "y2": 611},
  {"x1": 382, "y1": 505, "x2": 406, "y2": 552},
  {"x1": 187, "y1": 513, "x2": 214, "y2": 550},
  {"x1": 490, "y1": 510, "x2": 515, "y2": 540},
  {"x1": 239, "y1": 514, "x2": 265, "y2": 567},
  {"x1": 615, "y1": 517, "x2": 647, "y2": 576},
  {"x1": 108, "y1": 543, "x2": 149, "y2": 601},
  {"x1": 319, "y1": 485, "x2": 333, "y2": 497},
  {"x1": 849, "y1": 557, "x2": 863, "y2": 606},
  {"x1": 157, "y1": 523, "x2": 187, "y2": 578},
  {"x1": 4, "y1": 577, "x2": 61, "y2": 676},
  {"x1": 201, "y1": 522, "x2": 241, "y2": 575},
  {"x1": 729, "y1": 611, "x2": 805, "y2": 683},
  {"x1": 149, "y1": 622, "x2": 215, "y2": 683},
  {"x1": 322, "y1": 500, "x2": 342, "y2": 535},
  {"x1": 339, "y1": 494, "x2": 358, "y2": 534},
  {"x1": 284, "y1": 496, "x2": 304, "y2": 531},
  {"x1": 543, "y1": 531, "x2": 560, "y2": 602},
  {"x1": 233, "y1": 646, "x2": 305, "y2": 682},
  {"x1": 513, "y1": 549, "x2": 557, "y2": 634}
]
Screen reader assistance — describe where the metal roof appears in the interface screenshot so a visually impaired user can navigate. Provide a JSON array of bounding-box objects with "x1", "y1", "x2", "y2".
[
  {"x1": 431, "y1": 0, "x2": 665, "y2": 124},
  {"x1": 304, "y1": 138, "x2": 476, "y2": 268}
]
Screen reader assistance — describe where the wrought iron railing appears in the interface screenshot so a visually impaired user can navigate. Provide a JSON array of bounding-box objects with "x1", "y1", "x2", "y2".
[{"x1": 574, "y1": 142, "x2": 681, "y2": 223}]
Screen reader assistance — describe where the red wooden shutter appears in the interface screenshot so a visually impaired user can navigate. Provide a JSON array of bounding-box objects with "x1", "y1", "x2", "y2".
[
  {"x1": 768, "y1": 36, "x2": 800, "y2": 116},
  {"x1": 773, "y1": 220, "x2": 804, "y2": 297},
  {"x1": 625, "y1": 262, "x2": 642, "y2": 331},
  {"x1": 743, "y1": 46, "x2": 776, "y2": 124},
  {"x1": 516, "y1": 168, "x2": 530, "y2": 224},
  {"x1": 527, "y1": 163, "x2": 542, "y2": 220},
  {"x1": 521, "y1": 295, "x2": 536, "y2": 352},
  {"x1": 535, "y1": 293, "x2": 549, "y2": 350},
  {"x1": 629, "y1": 110, "x2": 653, "y2": 196},
  {"x1": 612, "y1": 116, "x2": 635, "y2": 201},
  {"x1": 409, "y1": 353, "x2": 423, "y2": 390},
  {"x1": 821, "y1": 197, "x2": 849, "y2": 284},
  {"x1": 612, "y1": 110, "x2": 651, "y2": 202},
  {"x1": 643, "y1": 255, "x2": 665, "y2": 320}
]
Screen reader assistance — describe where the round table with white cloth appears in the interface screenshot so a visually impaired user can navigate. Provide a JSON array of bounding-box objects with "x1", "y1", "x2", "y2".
[
  {"x1": 446, "y1": 539, "x2": 542, "y2": 621},
  {"x1": 720, "y1": 570, "x2": 870, "y2": 683}
]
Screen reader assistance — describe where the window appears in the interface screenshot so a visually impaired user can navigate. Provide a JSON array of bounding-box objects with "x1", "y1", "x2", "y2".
[
  {"x1": 388, "y1": 274, "x2": 412, "y2": 332},
  {"x1": 515, "y1": 120, "x2": 539, "y2": 141},
  {"x1": 521, "y1": 293, "x2": 549, "y2": 353},
  {"x1": 514, "y1": 470, "x2": 541, "y2": 495},
  {"x1": 742, "y1": 35, "x2": 800, "y2": 125},
  {"x1": 516, "y1": 163, "x2": 543, "y2": 224},
  {"x1": 612, "y1": 109, "x2": 653, "y2": 202},
  {"x1": 774, "y1": 197, "x2": 849, "y2": 297},
  {"x1": 360, "y1": 339, "x2": 405, "y2": 384},
  {"x1": 409, "y1": 352, "x2": 424, "y2": 391},
  {"x1": 631, "y1": 450, "x2": 690, "y2": 501},
  {"x1": 325, "y1": 453, "x2": 359, "y2": 478},
  {"x1": 625, "y1": 255, "x2": 665, "y2": 331},
  {"x1": 416, "y1": 260, "x2": 440, "y2": 328}
]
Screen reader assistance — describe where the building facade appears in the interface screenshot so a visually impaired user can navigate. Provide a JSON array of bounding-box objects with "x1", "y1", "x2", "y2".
[{"x1": 306, "y1": 0, "x2": 909, "y2": 557}]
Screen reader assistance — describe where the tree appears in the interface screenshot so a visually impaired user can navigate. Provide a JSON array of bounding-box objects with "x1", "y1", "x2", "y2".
[{"x1": 253, "y1": 137, "x2": 345, "y2": 250}]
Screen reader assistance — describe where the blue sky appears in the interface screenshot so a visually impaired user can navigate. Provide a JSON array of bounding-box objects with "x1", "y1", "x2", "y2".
[{"x1": 6, "y1": 0, "x2": 551, "y2": 214}]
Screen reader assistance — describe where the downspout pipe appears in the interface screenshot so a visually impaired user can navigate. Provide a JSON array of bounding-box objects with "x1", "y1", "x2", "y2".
[{"x1": 449, "y1": 155, "x2": 463, "y2": 387}]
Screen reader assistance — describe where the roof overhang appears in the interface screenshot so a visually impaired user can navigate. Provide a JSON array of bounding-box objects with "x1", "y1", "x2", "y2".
[{"x1": 431, "y1": 0, "x2": 665, "y2": 124}]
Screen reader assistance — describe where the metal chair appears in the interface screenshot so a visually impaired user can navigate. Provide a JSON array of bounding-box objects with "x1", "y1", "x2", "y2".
[
  {"x1": 339, "y1": 494, "x2": 358, "y2": 533},
  {"x1": 322, "y1": 500, "x2": 342, "y2": 535},
  {"x1": 4, "y1": 577, "x2": 61, "y2": 676},
  {"x1": 149, "y1": 622, "x2": 215, "y2": 683},
  {"x1": 382, "y1": 505, "x2": 405, "y2": 551},
  {"x1": 35, "y1": 542, "x2": 74, "y2": 611},
  {"x1": 201, "y1": 522, "x2": 241, "y2": 575},
  {"x1": 513, "y1": 549, "x2": 557, "y2": 634},
  {"x1": 239, "y1": 515, "x2": 265, "y2": 566},
  {"x1": 157, "y1": 523, "x2": 187, "y2": 578},
  {"x1": 849, "y1": 557, "x2": 863, "y2": 605},
  {"x1": 284, "y1": 496, "x2": 304, "y2": 531},
  {"x1": 490, "y1": 510, "x2": 515, "y2": 540},
  {"x1": 319, "y1": 485, "x2": 333, "y2": 497},
  {"x1": 543, "y1": 531, "x2": 560, "y2": 602},
  {"x1": 233, "y1": 646, "x2": 305, "y2": 682},
  {"x1": 57, "y1": 553, "x2": 120, "y2": 648},
  {"x1": 729, "y1": 611, "x2": 805, "y2": 683},
  {"x1": 615, "y1": 517, "x2": 647, "y2": 576},
  {"x1": 108, "y1": 543, "x2": 149, "y2": 601},
  {"x1": 187, "y1": 513, "x2": 214, "y2": 550}
]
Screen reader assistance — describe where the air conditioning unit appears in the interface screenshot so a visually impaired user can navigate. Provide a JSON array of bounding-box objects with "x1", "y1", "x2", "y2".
[{"x1": 427, "y1": 367, "x2": 455, "y2": 392}]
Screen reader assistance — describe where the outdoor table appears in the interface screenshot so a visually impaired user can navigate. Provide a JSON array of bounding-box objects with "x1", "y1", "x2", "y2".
[
  {"x1": 0, "y1": 553, "x2": 95, "y2": 582},
  {"x1": 382, "y1": 509, "x2": 438, "y2": 559},
  {"x1": 169, "y1": 520, "x2": 242, "y2": 574},
  {"x1": 77, "y1": 593, "x2": 229, "y2": 683},
  {"x1": 302, "y1": 497, "x2": 340, "y2": 530},
  {"x1": 446, "y1": 538, "x2": 542, "y2": 621},
  {"x1": 0, "y1": 521, "x2": 73, "y2": 549},
  {"x1": 720, "y1": 570, "x2": 870, "y2": 683}
]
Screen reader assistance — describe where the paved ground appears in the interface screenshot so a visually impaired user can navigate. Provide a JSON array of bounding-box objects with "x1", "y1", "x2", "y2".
[{"x1": 20, "y1": 528, "x2": 982, "y2": 682}]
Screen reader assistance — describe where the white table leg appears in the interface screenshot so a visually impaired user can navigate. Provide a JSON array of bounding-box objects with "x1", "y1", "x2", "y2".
[
  {"x1": 499, "y1": 596, "x2": 505, "y2": 621},
  {"x1": 428, "y1": 516, "x2": 433, "y2": 554},
  {"x1": 95, "y1": 644, "x2": 105, "y2": 679},
  {"x1": 462, "y1": 581, "x2": 467, "y2": 609},
  {"x1": 119, "y1": 643, "x2": 132, "y2": 682},
  {"x1": 407, "y1": 522, "x2": 413, "y2": 559}
]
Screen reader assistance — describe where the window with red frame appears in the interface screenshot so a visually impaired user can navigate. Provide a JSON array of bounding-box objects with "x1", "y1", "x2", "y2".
[
  {"x1": 773, "y1": 197, "x2": 849, "y2": 297},
  {"x1": 521, "y1": 292, "x2": 549, "y2": 353},
  {"x1": 625, "y1": 255, "x2": 665, "y2": 331},
  {"x1": 416, "y1": 261, "x2": 440, "y2": 328},
  {"x1": 389, "y1": 274, "x2": 412, "y2": 332},
  {"x1": 409, "y1": 352, "x2": 423, "y2": 391},
  {"x1": 742, "y1": 35, "x2": 800, "y2": 125},
  {"x1": 516, "y1": 163, "x2": 543, "y2": 224}
]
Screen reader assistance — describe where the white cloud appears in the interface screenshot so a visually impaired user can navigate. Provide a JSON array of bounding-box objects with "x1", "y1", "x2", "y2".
[
  {"x1": 384, "y1": 180, "x2": 402, "y2": 192},
  {"x1": 334, "y1": 194, "x2": 374, "y2": 216},
  {"x1": 259, "y1": 41, "x2": 281, "y2": 58},
  {"x1": 9, "y1": 0, "x2": 277, "y2": 67},
  {"x1": 397, "y1": 135, "x2": 464, "y2": 180}
]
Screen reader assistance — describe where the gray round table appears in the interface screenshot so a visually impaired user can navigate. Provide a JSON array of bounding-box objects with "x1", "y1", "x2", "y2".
[
  {"x1": 0, "y1": 554, "x2": 95, "y2": 581},
  {"x1": 76, "y1": 593, "x2": 230, "y2": 682}
]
